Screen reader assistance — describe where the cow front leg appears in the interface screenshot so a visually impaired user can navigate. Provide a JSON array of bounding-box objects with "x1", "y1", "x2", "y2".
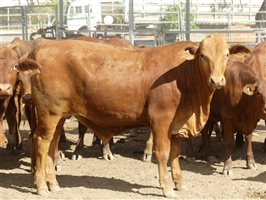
[
  {"x1": 143, "y1": 131, "x2": 153, "y2": 162},
  {"x1": 245, "y1": 134, "x2": 257, "y2": 169},
  {"x1": 185, "y1": 138, "x2": 195, "y2": 162},
  {"x1": 222, "y1": 120, "x2": 234, "y2": 175},
  {"x1": 199, "y1": 119, "x2": 214, "y2": 160},
  {"x1": 153, "y1": 125, "x2": 176, "y2": 198},
  {"x1": 170, "y1": 136, "x2": 186, "y2": 191},
  {"x1": 102, "y1": 137, "x2": 114, "y2": 161}
]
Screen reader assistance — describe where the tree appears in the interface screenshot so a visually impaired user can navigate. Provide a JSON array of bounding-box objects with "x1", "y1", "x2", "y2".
[{"x1": 156, "y1": 3, "x2": 198, "y2": 33}]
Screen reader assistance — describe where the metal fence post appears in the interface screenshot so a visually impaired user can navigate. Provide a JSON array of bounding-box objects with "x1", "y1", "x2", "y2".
[
  {"x1": 20, "y1": 6, "x2": 26, "y2": 40},
  {"x1": 55, "y1": 4, "x2": 59, "y2": 39},
  {"x1": 185, "y1": 0, "x2": 190, "y2": 40},
  {"x1": 128, "y1": 0, "x2": 135, "y2": 45},
  {"x1": 58, "y1": 0, "x2": 64, "y2": 39},
  {"x1": 21, "y1": 6, "x2": 28, "y2": 40}
]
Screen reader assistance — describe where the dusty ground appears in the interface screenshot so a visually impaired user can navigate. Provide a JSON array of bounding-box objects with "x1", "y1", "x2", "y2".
[{"x1": 1, "y1": 118, "x2": 266, "y2": 200}]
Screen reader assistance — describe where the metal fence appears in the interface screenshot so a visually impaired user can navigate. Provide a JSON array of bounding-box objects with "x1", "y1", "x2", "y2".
[{"x1": 0, "y1": 0, "x2": 265, "y2": 46}]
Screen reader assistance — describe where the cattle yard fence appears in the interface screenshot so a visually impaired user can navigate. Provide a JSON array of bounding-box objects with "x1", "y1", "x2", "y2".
[{"x1": 0, "y1": 0, "x2": 265, "y2": 47}]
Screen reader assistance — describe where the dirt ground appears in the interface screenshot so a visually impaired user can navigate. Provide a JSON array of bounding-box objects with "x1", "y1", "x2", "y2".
[{"x1": 0, "y1": 118, "x2": 266, "y2": 200}]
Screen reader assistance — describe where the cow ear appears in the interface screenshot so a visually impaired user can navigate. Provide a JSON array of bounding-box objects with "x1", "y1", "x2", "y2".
[
  {"x1": 180, "y1": 46, "x2": 197, "y2": 60},
  {"x1": 243, "y1": 83, "x2": 257, "y2": 96},
  {"x1": 15, "y1": 58, "x2": 41, "y2": 77},
  {"x1": 229, "y1": 44, "x2": 251, "y2": 55}
]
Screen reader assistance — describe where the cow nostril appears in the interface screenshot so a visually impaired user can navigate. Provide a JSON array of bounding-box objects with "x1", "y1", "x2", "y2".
[{"x1": 210, "y1": 78, "x2": 215, "y2": 85}]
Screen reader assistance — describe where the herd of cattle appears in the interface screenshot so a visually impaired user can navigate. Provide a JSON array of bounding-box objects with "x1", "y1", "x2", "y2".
[{"x1": 0, "y1": 34, "x2": 265, "y2": 198}]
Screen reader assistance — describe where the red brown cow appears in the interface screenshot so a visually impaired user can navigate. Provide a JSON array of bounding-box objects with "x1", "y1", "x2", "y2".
[
  {"x1": 142, "y1": 43, "x2": 253, "y2": 162},
  {"x1": 0, "y1": 46, "x2": 19, "y2": 149},
  {"x1": 19, "y1": 35, "x2": 229, "y2": 197},
  {"x1": 72, "y1": 35, "x2": 133, "y2": 48},
  {"x1": 0, "y1": 46, "x2": 39, "y2": 150},
  {"x1": 200, "y1": 60, "x2": 266, "y2": 175},
  {"x1": 10, "y1": 37, "x2": 132, "y2": 160},
  {"x1": 2, "y1": 38, "x2": 48, "y2": 150},
  {"x1": 245, "y1": 41, "x2": 266, "y2": 158}
]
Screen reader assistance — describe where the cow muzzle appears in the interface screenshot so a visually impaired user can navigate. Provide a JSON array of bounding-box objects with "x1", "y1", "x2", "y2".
[
  {"x1": 0, "y1": 83, "x2": 13, "y2": 98},
  {"x1": 209, "y1": 76, "x2": 226, "y2": 89},
  {"x1": 22, "y1": 94, "x2": 32, "y2": 104}
]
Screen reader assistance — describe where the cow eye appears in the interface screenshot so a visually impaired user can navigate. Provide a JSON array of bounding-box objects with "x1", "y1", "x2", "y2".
[{"x1": 225, "y1": 53, "x2": 229, "y2": 58}]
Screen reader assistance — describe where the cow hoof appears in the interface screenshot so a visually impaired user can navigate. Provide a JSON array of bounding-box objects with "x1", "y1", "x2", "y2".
[
  {"x1": 142, "y1": 154, "x2": 152, "y2": 162},
  {"x1": 49, "y1": 185, "x2": 60, "y2": 193},
  {"x1": 222, "y1": 169, "x2": 233, "y2": 176},
  {"x1": 37, "y1": 188, "x2": 50, "y2": 196},
  {"x1": 176, "y1": 185, "x2": 188, "y2": 191},
  {"x1": 71, "y1": 154, "x2": 77, "y2": 160},
  {"x1": 247, "y1": 163, "x2": 257, "y2": 170},
  {"x1": 55, "y1": 165, "x2": 62, "y2": 172},
  {"x1": 163, "y1": 190, "x2": 177, "y2": 198},
  {"x1": 103, "y1": 154, "x2": 114, "y2": 161},
  {"x1": 60, "y1": 152, "x2": 65, "y2": 160},
  {"x1": 72, "y1": 154, "x2": 83, "y2": 161},
  {"x1": 77, "y1": 155, "x2": 83, "y2": 160}
]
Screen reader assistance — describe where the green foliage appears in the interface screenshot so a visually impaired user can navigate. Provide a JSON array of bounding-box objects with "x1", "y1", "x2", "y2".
[
  {"x1": 156, "y1": 3, "x2": 198, "y2": 33},
  {"x1": 210, "y1": 0, "x2": 230, "y2": 12}
]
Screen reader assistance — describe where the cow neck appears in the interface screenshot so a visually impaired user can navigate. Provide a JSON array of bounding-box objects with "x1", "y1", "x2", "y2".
[
  {"x1": 188, "y1": 56, "x2": 214, "y2": 116},
  {"x1": 192, "y1": 56, "x2": 213, "y2": 98}
]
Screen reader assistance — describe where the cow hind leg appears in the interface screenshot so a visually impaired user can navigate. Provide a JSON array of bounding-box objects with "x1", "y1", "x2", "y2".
[
  {"x1": 72, "y1": 122, "x2": 87, "y2": 160},
  {"x1": 34, "y1": 115, "x2": 62, "y2": 196},
  {"x1": 143, "y1": 131, "x2": 153, "y2": 162},
  {"x1": 46, "y1": 118, "x2": 65, "y2": 192},
  {"x1": 245, "y1": 134, "x2": 257, "y2": 170}
]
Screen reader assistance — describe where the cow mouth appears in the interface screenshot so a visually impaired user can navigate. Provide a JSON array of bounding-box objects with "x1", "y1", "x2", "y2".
[
  {"x1": 22, "y1": 94, "x2": 32, "y2": 104},
  {"x1": 0, "y1": 143, "x2": 7, "y2": 149},
  {"x1": 0, "y1": 95, "x2": 10, "y2": 99}
]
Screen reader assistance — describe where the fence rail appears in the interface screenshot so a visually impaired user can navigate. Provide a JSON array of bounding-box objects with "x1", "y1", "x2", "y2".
[{"x1": 0, "y1": 0, "x2": 265, "y2": 46}]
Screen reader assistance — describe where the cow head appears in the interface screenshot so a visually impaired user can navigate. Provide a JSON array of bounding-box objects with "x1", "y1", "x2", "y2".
[
  {"x1": 0, "y1": 46, "x2": 19, "y2": 98},
  {"x1": 197, "y1": 35, "x2": 228, "y2": 90},
  {"x1": 243, "y1": 79, "x2": 266, "y2": 118},
  {"x1": 228, "y1": 44, "x2": 252, "y2": 62},
  {"x1": 13, "y1": 56, "x2": 41, "y2": 101}
]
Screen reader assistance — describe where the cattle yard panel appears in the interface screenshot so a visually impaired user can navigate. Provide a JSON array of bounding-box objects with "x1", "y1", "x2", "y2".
[
  {"x1": 0, "y1": 0, "x2": 265, "y2": 46},
  {"x1": 0, "y1": 5, "x2": 58, "y2": 44}
]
